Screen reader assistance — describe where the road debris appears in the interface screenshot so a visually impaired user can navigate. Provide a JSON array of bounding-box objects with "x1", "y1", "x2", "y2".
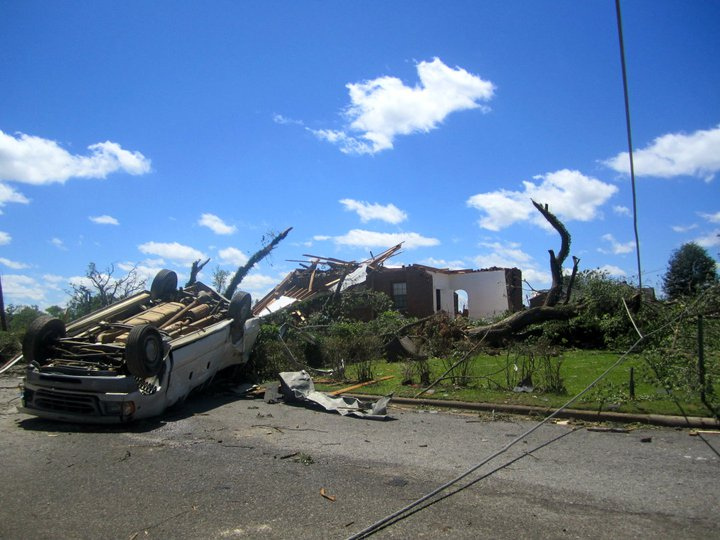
[
  {"x1": 328, "y1": 376, "x2": 394, "y2": 396},
  {"x1": 689, "y1": 430, "x2": 720, "y2": 436},
  {"x1": 320, "y1": 488, "x2": 336, "y2": 501},
  {"x1": 276, "y1": 371, "x2": 392, "y2": 419},
  {"x1": 586, "y1": 426, "x2": 630, "y2": 433}
]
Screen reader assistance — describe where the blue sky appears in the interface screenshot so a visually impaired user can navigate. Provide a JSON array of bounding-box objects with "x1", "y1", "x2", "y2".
[{"x1": 1, "y1": 0, "x2": 718, "y2": 308}]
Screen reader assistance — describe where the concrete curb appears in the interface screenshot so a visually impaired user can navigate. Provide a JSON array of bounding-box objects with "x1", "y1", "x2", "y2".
[{"x1": 349, "y1": 393, "x2": 720, "y2": 428}]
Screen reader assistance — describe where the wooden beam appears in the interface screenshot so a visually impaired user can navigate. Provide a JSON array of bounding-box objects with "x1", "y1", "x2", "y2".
[{"x1": 328, "y1": 376, "x2": 394, "y2": 396}]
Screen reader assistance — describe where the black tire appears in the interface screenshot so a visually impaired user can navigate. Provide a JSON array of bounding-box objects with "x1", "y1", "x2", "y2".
[
  {"x1": 22, "y1": 316, "x2": 66, "y2": 364},
  {"x1": 150, "y1": 269, "x2": 177, "y2": 301},
  {"x1": 228, "y1": 291, "x2": 252, "y2": 325},
  {"x1": 126, "y1": 325, "x2": 164, "y2": 378}
]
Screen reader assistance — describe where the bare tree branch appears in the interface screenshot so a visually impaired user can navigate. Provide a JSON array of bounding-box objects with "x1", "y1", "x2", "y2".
[
  {"x1": 186, "y1": 258, "x2": 211, "y2": 287},
  {"x1": 531, "y1": 200, "x2": 571, "y2": 307}
]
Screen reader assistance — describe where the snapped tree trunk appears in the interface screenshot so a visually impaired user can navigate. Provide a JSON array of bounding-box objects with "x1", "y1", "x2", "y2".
[
  {"x1": 0, "y1": 275, "x2": 7, "y2": 331},
  {"x1": 225, "y1": 227, "x2": 292, "y2": 299},
  {"x1": 466, "y1": 202, "x2": 580, "y2": 343},
  {"x1": 531, "y1": 200, "x2": 571, "y2": 307},
  {"x1": 186, "y1": 258, "x2": 210, "y2": 287}
]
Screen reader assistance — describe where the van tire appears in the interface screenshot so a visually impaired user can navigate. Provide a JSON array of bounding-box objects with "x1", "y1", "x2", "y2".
[
  {"x1": 126, "y1": 325, "x2": 164, "y2": 378},
  {"x1": 150, "y1": 269, "x2": 177, "y2": 301},
  {"x1": 22, "y1": 316, "x2": 66, "y2": 364}
]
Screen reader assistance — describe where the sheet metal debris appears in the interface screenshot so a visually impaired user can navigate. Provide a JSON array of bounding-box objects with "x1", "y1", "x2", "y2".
[{"x1": 276, "y1": 370, "x2": 392, "y2": 419}]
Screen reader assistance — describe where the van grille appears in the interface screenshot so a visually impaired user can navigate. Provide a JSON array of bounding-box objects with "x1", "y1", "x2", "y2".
[{"x1": 33, "y1": 389, "x2": 101, "y2": 415}]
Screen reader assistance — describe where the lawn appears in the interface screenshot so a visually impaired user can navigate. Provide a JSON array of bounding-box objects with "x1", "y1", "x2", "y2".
[{"x1": 314, "y1": 349, "x2": 718, "y2": 418}]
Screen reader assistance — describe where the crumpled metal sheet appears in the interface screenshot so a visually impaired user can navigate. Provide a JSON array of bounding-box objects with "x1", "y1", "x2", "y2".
[{"x1": 278, "y1": 371, "x2": 391, "y2": 419}]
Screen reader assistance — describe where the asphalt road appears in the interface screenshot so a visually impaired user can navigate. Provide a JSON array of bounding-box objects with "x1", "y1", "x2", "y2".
[{"x1": 1, "y1": 368, "x2": 718, "y2": 539}]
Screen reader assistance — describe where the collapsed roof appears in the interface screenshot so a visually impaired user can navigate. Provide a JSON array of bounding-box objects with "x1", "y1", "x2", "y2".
[{"x1": 252, "y1": 244, "x2": 403, "y2": 316}]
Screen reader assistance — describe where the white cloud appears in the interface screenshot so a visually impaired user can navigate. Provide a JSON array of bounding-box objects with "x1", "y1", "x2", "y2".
[
  {"x1": 239, "y1": 273, "x2": 277, "y2": 292},
  {"x1": 273, "y1": 114, "x2": 303, "y2": 126},
  {"x1": 0, "y1": 231, "x2": 10, "y2": 245},
  {"x1": 117, "y1": 262, "x2": 169, "y2": 288},
  {"x1": 0, "y1": 257, "x2": 29, "y2": 270},
  {"x1": 597, "y1": 264, "x2": 627, "y2": 277},
  {"x1": 598, "y1": 233, "x2": 636, "y2": 255},
  {"x1": 319, "y1": 229, "x2": 439, "y2": 249},
  {"x1": 340, "y1": 199, "x2": 408, "y2": 224},
  {"x1": 604, "y1": 124, "x2": 720, "y2": 181},
  {"x1": 311, "y1": 58, "x2": 495, "y2": 154},
  {"x1": 0, "y1": 130, "x2": 151, "y2": 184},
  {"x1": 42, "y1": 274, "x2": 67, "y2": 291},
  {"x1": 473, "y1": 241, "x2": 552, "y2": 288},
  {"x1": 699, "y1": 211, "x2": 720, "y2": 224},
  {"x1": 51, "y1": 237, "x2": 66, "y2": 250},
  {"x1": 421, "y1": 257, "x2": 467, "y2": 270},
  {"x1": 672, "y1": 223, "x2": 698, "y2": 233},
  {"x1": 467, "y1": 169, "x2": 618, "y2": 231},
  {"x1": 199, "y1": 213, "x2": 237, "y2": 235},
  {"x1": 613, "y1": 205, "x2": 631, "y2": 216},
  {"x1": 0, "y1": 182, "x2": 29, "y2": 212},
  {"x1": 218, "y1": 247, "x2": 249, "y2": 266},
  {"x1": 695, "y1": 229, "x2": 720, "y2": 248},
  {"x1": 138, "y1": 241, "x2": 206, "y2": 264},
  {"x1": 2, "y1": 274, "x2": 45, "y2": 302},
  {"x1": 89, "y1": 215, "x2": 119, "y2": 225}
]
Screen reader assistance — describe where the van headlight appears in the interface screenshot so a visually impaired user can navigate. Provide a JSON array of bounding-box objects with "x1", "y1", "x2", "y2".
[{"x1": 121, "y1": 401, "x2": 136, "y2": 417}]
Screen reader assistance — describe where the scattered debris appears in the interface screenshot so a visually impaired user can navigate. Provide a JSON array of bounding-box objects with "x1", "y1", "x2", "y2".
[
  {"x1": 228, "y1": 383, "x2": 261, "y2": 396},
  {"x1": 328, "y1": 376, "x2": 394, "y2": 396},
  {"x1": 587, "y1": 426, "x2": 630, "y2": 433},
  {"x1": 294, "y1": 452, "x2": 315, "y2": 466},
  {"x1": 689, "y1": 430, "x2": 720, "y2": 436},
  {"x1": 640, "y1": 437, "x2": 652, "y2": 443},
  {"x1": 320, "y1": 488, "x2": 336, "y2": 501},
  {"x1": 277, "y1": 371, "x2": 392, "y2": 419},
  {"x1": 254, "y1": 244, "x2": 403, "y2": 316}
]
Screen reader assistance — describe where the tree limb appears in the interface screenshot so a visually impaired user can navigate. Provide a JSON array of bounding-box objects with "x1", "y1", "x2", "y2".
[
  {"x1": 186, "y1": 258, "x2": 211, "y2": 287},
  {"x1": 531, "y1": 200, "x2": 571, "y2": 307},
  {"x1": 468, "y1": 304, "x2": 579, "y2": 343},
  {"x1": 225, "y1": 227, "x2": 292, "y2": 299}
]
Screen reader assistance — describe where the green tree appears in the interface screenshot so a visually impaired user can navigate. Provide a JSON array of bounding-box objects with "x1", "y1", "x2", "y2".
[
  {"x1": 0, "y1": 304, "x2": 45, "y2": 361},
  {"x1": 6, "y1": 304, "x2": 44, "y2": 332},
  {"x1": 662, "y1": 243, "x2": 718, "y2": 300},
  {"x1": 211, "y1": 266, "x2": 230, "y2": 295}
]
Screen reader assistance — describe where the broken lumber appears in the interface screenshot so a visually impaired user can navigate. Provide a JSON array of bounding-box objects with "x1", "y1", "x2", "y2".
[{"x1": 329, "y1": 376, "x2": 394, "y2": 396}]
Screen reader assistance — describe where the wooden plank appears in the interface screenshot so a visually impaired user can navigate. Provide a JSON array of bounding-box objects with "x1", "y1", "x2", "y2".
[{"x1": 328, "y1": 376, "x2": 394, "y2": 396}]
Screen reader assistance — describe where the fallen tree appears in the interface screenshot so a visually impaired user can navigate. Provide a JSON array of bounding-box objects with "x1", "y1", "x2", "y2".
[
  {"x1": 468, "y1": 303, "x2": 579, "y2": 340},
  {"x1": 467, "y1": 200, "x2": 582, "y2": 343}
]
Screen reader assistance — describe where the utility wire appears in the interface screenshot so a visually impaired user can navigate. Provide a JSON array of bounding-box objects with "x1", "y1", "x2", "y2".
[
  {"x1": 346, "y1": 338, "x2": 642, "y2": 540},
  {"x1": 346, "y1": 286, "x2": 719, "y2": 539},
  {"x1": 615, "y1": 0, "x2": 643, "y2": 290}
]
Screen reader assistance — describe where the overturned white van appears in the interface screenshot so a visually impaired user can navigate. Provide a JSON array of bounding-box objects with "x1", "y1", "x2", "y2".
[{"x1": 19, "y1": 270, "x2": 260, "y2": 423}]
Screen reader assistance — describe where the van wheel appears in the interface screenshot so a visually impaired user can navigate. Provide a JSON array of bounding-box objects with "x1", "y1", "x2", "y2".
[
  {"x1": 126, "y1": 325, "x2": 164, "y2": 378},
  {"x1": 229, "y1": 291, "x2": 252, "y2": 325},
  {"x1": 22, "y1": 316, "x2": 66, "y2": 364},
  {"x1": 150, "y1": 269, "x2": 177, "y2": 301}
]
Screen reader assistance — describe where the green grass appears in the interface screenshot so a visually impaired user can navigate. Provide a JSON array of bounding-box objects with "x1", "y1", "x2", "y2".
[{"x1": 314, "y1": 350, "x2": 718, "y2": 418}]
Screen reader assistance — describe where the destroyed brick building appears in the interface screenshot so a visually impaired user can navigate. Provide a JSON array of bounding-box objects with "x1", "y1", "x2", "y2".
[
  {"x1": 253, "y1": 244, "x2": 522, "y2": 320},
  {"x1": 367, "y1": 264, "x2": 522, "y2": 319}
]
